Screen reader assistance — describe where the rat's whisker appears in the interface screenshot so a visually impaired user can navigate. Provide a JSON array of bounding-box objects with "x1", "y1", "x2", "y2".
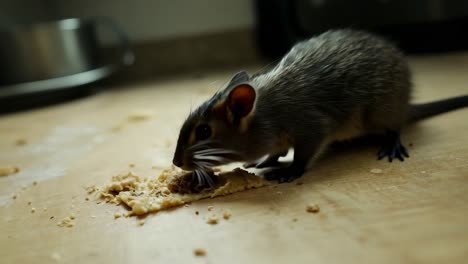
[
  {"x1": 195, "y1": 148, "x2": 237, "y2": 155},
  {"x1": 193, "y1": 155, "x2": 226, "y2": 162},
  {"x1": 199, "y1": 169, "x2": 214, "y2": 187},
  {"x1": 194, "y1": 170, "x2": 202, "y2": 186},
  {"x1": 196, "y1": 161, "x2": 215, "y2": 170}
]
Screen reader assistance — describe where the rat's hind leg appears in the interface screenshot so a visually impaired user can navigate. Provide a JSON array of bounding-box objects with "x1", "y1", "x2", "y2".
[
  {"x1": 377, "y1": 129, "x2": 409, "y2": 162},
  {"x1": 243, "y1": 150, "x2": 288, "y2": 169}
]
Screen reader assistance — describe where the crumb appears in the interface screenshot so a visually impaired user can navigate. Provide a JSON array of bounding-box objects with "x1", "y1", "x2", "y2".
[
  {"x1": 207, "y1": 217, "x2": 218, "y2": 225},
  {"x1": 421, "y1": 171, "x2": 426, "y2": 174},
  {"x1": 207, "y1": 205, "x2": 214, "y2": 211},
  {"x1": 138, "y1": 220, "x2": 145, "y2": 226},
  {"x1": 86, "y1": 185, "x2": 97, "y2": 194},
  {"x1": 27, "y1": 201, "x2": 32, "y2": 205},
  {"x1": 127, "y1": 110, "x2": 154, "y2": 122},
  {"x1": 370, "y1": 168, "x2": 383, "y2": 174},
  {"x1": 111, "y1": 124, "x2": 124, "y2": 132},
  {"x1": 193, "y1": 248, "x2": 206, "y2": 256},
  {"x1": 57, "y1": 217, "x2": 75, "y2": 227},
  {"x1": 306, "y1": 204, "x2": 320, "y2": 213},
  {"x1": 296, "y1": 182, "x2": 304, "y2": 186},
  {"x1": 31, "y1": 207, "x2": 36, "y2": 213},
  {"x1": 69, "y1": 214, "x2": 76, "y2": 220},
  {"x1": 51, "y1": 252, "x2": 61, "y2": 261},
  {"x1": 292, "y1": 218, "x2": 298, "y2": 222},
  {"x1": 85, "y1": 197, "x2": 89, "y2": 201},
  {"x1": 195, "y1": 211, "x2": 199, "y2": 215},
  {"x1": 15, "y1": 138, "x2": 27, "y2": 146},
  {"x1": 33, "y1": 181, "x2": 38, "y2": 186},
  {"x1": 0, "y1": 165, "x2": 20, "y2": 177},
  {"x1": 91, "y1": 215, "x2": 96, "y2": 218},
  {"x1": 114, "y1": 213, "x2": 122, "y2": 219},
  {"x1": 129, "y1": 163, "x2": 135, "y2": 168},
  {"x1": 43, "y1": 207, "x2": 48, "y2": 212},
  {"x1": 184, "y1": 204, "x2": 190, "y2": 207},
  {"x1": 50, "y1": 216, "x2": 55, "y2": 219},
  {"x1": 12, "y1": 194, "x2": 17, "y2": 199},
  {"x1": 276, "y1": 191, "x2": 283, "y2": 195},
  {"x1": 223, "y1": 211, "x2": 231, "y2": 220}
]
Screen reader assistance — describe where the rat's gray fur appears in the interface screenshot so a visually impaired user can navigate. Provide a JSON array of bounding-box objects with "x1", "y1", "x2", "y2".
[{"x1": 174, "y1": 29, "x2": 468, "y2": 182}]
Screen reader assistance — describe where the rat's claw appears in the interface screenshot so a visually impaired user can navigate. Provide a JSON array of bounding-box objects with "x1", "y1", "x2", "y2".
[{"x1": 377, "y1": 130, "x2": 410, "y2": 162}]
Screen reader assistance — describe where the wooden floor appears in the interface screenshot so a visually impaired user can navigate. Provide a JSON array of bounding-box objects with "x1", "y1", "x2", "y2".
[{"x1": 1, "y1": 52, "x2": 468, "y2": 264}]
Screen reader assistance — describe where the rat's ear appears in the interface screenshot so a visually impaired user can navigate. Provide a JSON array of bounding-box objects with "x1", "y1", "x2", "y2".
[
  {"x1": 228, "y1": 71, "x2": 250, "y2": 87},
  {"x1": 226, "y1": 84, "x2": 256, "y2": 125}
]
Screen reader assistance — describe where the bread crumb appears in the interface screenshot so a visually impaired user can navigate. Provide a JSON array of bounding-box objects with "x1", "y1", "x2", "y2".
[
  {"x1": 223, "y1": 211, "x2": 231, "y2": 220},
  {"x1": 138, "y1": 220, "x2": 145, "y2": 226},
  {"x1": 91, "y1": 215, "x2": 96, "y2": 218},
  {"x1": 292, "y1": 218, "x2": 298, "y2": 222},
  {"x1": 15, "y1": 138, "x2": 27, "y2": 146},
  {"x1": 85, "y1": 197, "x2": 89, "y2": 201},
  {"x1": 114, "y1": 213, "x2": 122, "y2": 219},
  {"x1": 32, "y1": 181, "x2": 38, "y2": 186},
  {"x1": 111, "y1": 124, "x2": 124, "y2": 132},
  {"x1": 0, "y1": 165, "x2": 20, "y2": 177},
  {"x1": 12, "y1": 194, "x2": 17, "y2": 199},
  {"x1": 31, "y1": 207, "x2": 36, "y2": 213},
  {"x1": 207, "y1": 217, "x2": 218, "y2": 225},
  {"x1": 57, "y1": 217, "x2": 75, "y2": 227},
  {"x1": 195, "y1": 211, "x2": 199, "y2": 215},
  {"x1": 86, "y1": 185, "x2": 97, "y2": 194},
  {"x1": 306, "y1": 204, "x2": 320, "y2": 213},
  {"x1": 69, "y1": 214, "x2": 76, "y2": 220},
  {"x1": 276, "y1": 191, "x2": 283, "y2": 195},
  {"x1": 193, "y1": 248, "x2": 206, "y2": 256},
  {"x1": 43, "y1": 207, "x2": 48, "y2": 212},
  {"x1": 370, "y1": 168, "x2": 383, "y2": 174},
  {"x1": 27, "y1": 201, "x2": 32, "y2": 205},
  {"x1": 129, "y1": 163, "x2": 135, "y2": 168},
  {"x1": 127, "y1": 110, "x2": 154, "y2": 122},
  {"x1": 51, "y1": 252, "x2": 61, "y2": 261},
  {"x1": 207, "y1": 205, "x2": 214, "y2": 211}
]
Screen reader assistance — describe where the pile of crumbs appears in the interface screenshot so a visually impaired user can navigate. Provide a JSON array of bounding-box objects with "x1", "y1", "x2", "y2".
[
  {"x1": 96, "y1": 167, "x2": 268, "y2": 216},
  {"x1": 57, "y1": 216, "x2": 76, "y2": 228}
]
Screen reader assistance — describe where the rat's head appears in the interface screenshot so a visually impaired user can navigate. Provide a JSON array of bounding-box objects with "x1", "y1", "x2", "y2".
[{"x1": 173, "y1": 71, "x2": 256, "y2": 171}]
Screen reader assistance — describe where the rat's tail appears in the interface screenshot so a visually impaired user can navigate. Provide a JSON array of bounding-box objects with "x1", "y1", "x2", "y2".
[{"x1": 408, "y1": 95, "x2": 468, "y2": 123}]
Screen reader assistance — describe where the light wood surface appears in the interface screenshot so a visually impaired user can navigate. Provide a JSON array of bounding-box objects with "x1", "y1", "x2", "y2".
[{"x1": 1, "y1": 52, "x2": 468, "y2": 264}]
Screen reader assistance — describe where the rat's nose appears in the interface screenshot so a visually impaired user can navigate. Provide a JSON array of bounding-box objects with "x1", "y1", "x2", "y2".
[{"x1": 172, "y1": 158, "x2": 183, "y2": 168}]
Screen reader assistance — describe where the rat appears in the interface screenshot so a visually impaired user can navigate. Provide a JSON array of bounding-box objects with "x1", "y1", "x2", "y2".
[{"x1": 172, "y1": 29, "x2": 468, "y2": 184}]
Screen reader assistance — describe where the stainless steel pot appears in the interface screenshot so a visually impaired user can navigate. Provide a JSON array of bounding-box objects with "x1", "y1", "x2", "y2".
[{"x1": 0, "y1": 17, "x2": 134, "y2": 85}]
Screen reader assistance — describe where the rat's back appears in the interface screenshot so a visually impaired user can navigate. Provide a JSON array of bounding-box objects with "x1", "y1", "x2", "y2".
[{"x1": 252, "y1": 29, "x2": 411, "y2": 134}]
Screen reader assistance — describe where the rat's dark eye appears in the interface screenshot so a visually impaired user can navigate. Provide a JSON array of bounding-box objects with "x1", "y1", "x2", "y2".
[{"x1": 195, "y1": 124, "x2": 212, "y2": 141}]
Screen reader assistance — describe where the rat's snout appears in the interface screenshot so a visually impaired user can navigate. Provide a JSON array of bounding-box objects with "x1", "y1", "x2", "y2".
[{"x1": 172, "y1": 157, "x2": 183, "y2": 168}]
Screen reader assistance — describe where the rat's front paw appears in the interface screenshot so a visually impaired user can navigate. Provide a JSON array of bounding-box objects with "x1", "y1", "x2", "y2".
[{"x1": 264, "y1": 166, "x2": 304, "y2": 183}]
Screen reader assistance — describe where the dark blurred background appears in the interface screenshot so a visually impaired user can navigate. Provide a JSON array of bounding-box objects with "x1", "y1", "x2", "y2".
[{"x1": 1, "y1": 0, "x2": 468, "y2": 111}]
